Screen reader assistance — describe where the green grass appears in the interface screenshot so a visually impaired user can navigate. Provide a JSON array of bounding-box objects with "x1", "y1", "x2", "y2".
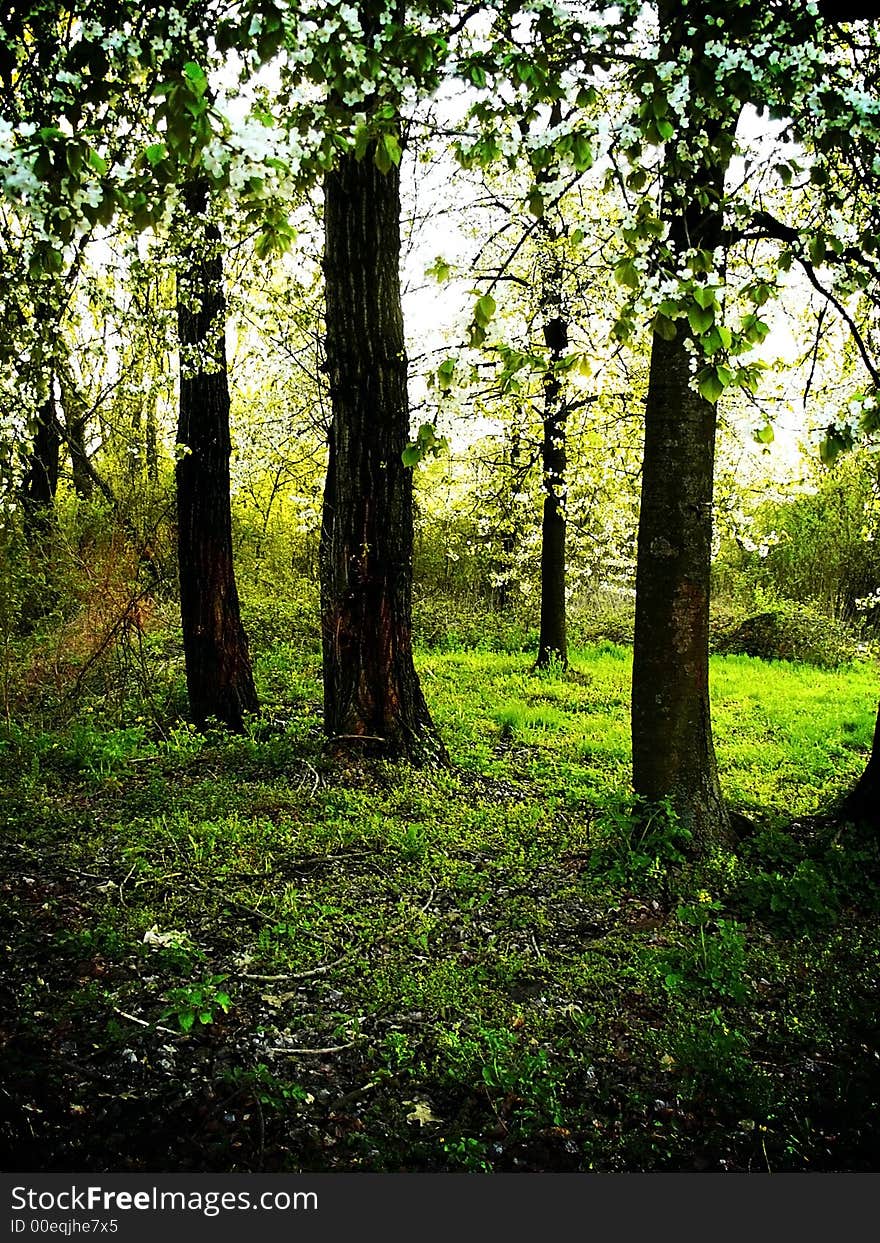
[{"x1": 0, "y1": 637, "x2": 878, "y2": 1173}]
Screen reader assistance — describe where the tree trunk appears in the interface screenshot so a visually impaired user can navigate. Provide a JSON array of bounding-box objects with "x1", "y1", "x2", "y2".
[
  {"x1": 534, "y1": 103, "x2": 570, "y2": 671},
  {"x1": 631, "y1": 327, "x2": 728, "y2": 843},
  {"x1": 631, "y1": 156, "x2": 730, "y2": 846},
  {"x1": 842, "y1": 702, "x2": 880, "y2": 822},
  {"x1": 535, "y1": 310, "x2": 569, "y2": 669},
  {"x1": 175, "y1": 182, "x2": 258, "y2": 731},
  {"x1": 21, "y1": 392, "x2": 59, "y2": 534},
  {"x1": 66, "y1": 415, "x2": 94, "y2": 501},
  {"x1": 320, "y1": 148, "x2": 446, "y2": 764}
]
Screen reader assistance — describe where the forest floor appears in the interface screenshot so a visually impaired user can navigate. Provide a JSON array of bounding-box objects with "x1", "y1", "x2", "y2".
[{"x1": 1, "y1": 637, "x2": 879, "y2": 1172}]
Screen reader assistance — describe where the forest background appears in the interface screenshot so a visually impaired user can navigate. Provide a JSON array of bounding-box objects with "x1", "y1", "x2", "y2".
[{"x1": 1, "y1": 0, "x2": 879, "y2": 1174}]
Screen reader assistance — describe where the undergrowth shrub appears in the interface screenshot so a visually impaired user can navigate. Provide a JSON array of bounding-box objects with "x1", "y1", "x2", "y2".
[
  {"x1": 413, "y1": 591, "x2": 537, "y2": 652},
  {"x1": 714, "y1": 602, "x2": 863, "y2": 668},
  {"x1": 239, "y1": 582, "x2": 320, "y2": 654}
]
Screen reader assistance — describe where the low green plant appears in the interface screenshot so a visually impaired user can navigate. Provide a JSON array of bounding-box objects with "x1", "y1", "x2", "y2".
[
  {"x1": 160, "y1": 974, "x2": 232, "y2": 1033},
  {"x1": 221, "y1": 1064, "x2": 310, "y2": 1111},
  {"x1": 738, "y1": 860, "x2": 840, "y2": 933},
  {"x1": 438, "y1": 1135, "x2": 493, "y2": 1171},
  {"x1": 589, "y1": 796, "x2": 693, "y2": 886},
  {"x1": 661, "y1": 899, "x2": 749, "y2": 1004}
]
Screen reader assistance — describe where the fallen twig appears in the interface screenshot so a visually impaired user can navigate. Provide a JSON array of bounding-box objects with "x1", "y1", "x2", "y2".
[
  {"x1": 112, "y1": 1007, "x2": 178, "y2": 1037},
  {"x1": 238, "y1": 953, "x2": 350, "y2": 982},
  {"x1": 265, "y1": 1040, "x2": 359, "y2": 1056}
]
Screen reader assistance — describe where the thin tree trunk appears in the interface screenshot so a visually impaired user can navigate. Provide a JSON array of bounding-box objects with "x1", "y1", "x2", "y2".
[
  {"x1": 21, "y1": 391, "x2": 59, "y2": 534},
  {"x1": 145, "y1": 405, "x2": 159, "y2": 484},
  {"x1": 320, "y1": 147, "x2": 446, "y2": 764},
  {"x1": 66, "y1": 415, "x2": 94, "y2": 501},
  {"x1": 534, "y1": 99, "x2": 569, "y2": 670},
  {"x1": 535, "y1": 307, "x2": 569, "y2": 669},
  {"x1": 176, "y1": 182, "x2": 258, "y2": 731},
  {"x1": 58, "y1": 366, "x2": 95, "y2": 501},
  {"x1": 631, "y1": 150, "x2": 730, "y2": 846}
]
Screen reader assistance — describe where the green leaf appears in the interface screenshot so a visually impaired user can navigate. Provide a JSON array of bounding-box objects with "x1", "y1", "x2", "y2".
[
  {"x1": 526, "y1": 188, "x2": 544, "y2": 218},
  {"x1": 696, "y1": 366, "x2": 725, "y2": 403},
  {"x1": 652, "y1": 312, "x2": 677, "y2": 341},
  {"x1": 178, "y1": 1011, "x2": 195, "y2": 1033},
  {"x1": 403, "y1": 422, "x2": 448, "y2": 468},
  {"x1": 474, "y1": 293, "x2": 496, "y2": 327},
  {"x1": 64, "y1": 144, "x2": 83, "y2": 178},
  {"x1": 693, "y1": 285, "x2": 716, "y2": 309},
  {"x1": 656, "y1": 118, "x2": 674, "y2": 141},
  {"x1": 183, "y1": 61, "x2": 208, "y2": 98},
  {"x1": 87, "y1": 149, "x2": 108, "y2": 175},
  {"x1": 808, "y1": 234, "x2": 826, "y2": 265},
  {"x1": 198, "y1": 1011, "x2": 214, "y2": 1025},
  {"x1": 573, "y1": 134, "x2": 593, "y2": 172},
  {"x1": 436, "y1": 358, "x2": 456, "y2": 390},
  {"x1": 742, "y1": 315, "x2": 770, "y2": 345},
  {"x1": 689, "y1": 250, "x2": 715, "y2": 275},
  {"x1": 614, "y1": 259, "x2": 639, "y2": 290},
  {"x1": 374, "y1": 132, "x2": 401, "y2": 174},
  {"x1": 426, "y1": 255, "x2": 451, "y2": 283},
  {"x1": 688, "y1": 305, "x2": 714, "y2": 336},
  {"x1": 95, "y1": 189, "x2": 116, "y2": 226},
  {"x1": 145, "y1": 143, "x2": 166, "y2": 166},
  {"x1": 819, "y1": 426, "x2": 853, "y2": 465},
  {"x1": 753, "y1": 424, "x2": 774, "y2": 444},
  {"x1": 468, "y1": 322, "x2": 487, "y2": 349}
]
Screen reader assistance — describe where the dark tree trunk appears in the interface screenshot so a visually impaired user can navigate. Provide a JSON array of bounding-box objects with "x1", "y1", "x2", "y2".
[
  {"x1": 175, "y1": 182, "x2": 258, "y2": 731},
  {"x1": 534, "y1": 100, "x2": 569, "y2": 670},
  {"x1": 146, "y1": 405, "x2": 159, "y2": 484},
  {"x1": 535, "y1": 310, "x2": 569, "y2": 669},
  {"x1": 21, "y1": 392, "x2": 59, "y2": 533},
  {"x1": 631, "y1": 157, "x2": 730, "y2": 846},
  {"x1": 67, "y1": 415, "x2": 94, "y2": 501},
  {"x1": 320, "y1": 148, "x2": 446, "y2": 764},
  {"x1": 842, "y1": 702, "x2": 880, "y2": 822}
]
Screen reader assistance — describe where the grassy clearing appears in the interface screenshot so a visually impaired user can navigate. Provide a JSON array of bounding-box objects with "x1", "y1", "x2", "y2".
[{"x1": 0, "y1": 640, "x2": 878, "y2": 1172}]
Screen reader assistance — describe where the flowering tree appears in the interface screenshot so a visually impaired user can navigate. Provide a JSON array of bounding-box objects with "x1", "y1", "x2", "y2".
[{"x1": 601, "y1": 0, "x2": 880, "y2": 845}]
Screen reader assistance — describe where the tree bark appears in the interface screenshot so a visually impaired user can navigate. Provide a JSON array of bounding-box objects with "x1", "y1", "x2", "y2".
[
  {"x1": 535, "y1": 309, "x2": 569, "y2": 669},
  {"x1": 534, "y1": 101, "x2": 569, "y2": 670},
  {"x1": 320, "y1": 148, "x2": 446, "y2": 764},
  {"x1": 21, "y1": 392, "x2": 59, "y2": 534},
  {"x1": 631, "y1": 154, "x2": 731, "y2": 846},
  {"x1": 175, "y1": 182, "x2": 258, "y2": 731},
  {"x1": 842, "y1": 702, "x2": 880, "y2": 822},
  {"x1": 632, "y1": 327, "x2": 728, "y2": 843}
]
